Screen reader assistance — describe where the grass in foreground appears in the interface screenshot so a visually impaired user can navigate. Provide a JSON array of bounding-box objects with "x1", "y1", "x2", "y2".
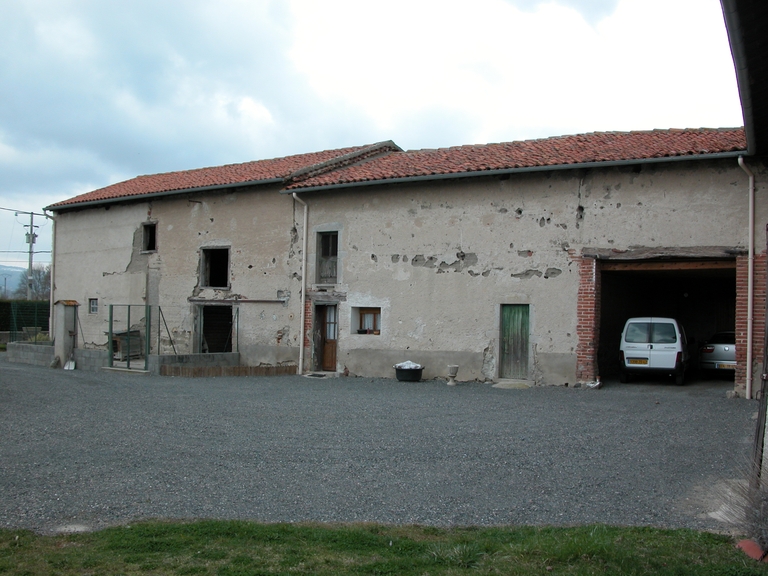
[{"x1": 1, "y1": 521, "x2": 766, "y2": 575}]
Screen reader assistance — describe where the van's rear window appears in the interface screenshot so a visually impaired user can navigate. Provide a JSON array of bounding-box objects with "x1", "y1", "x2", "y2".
[
  {"x1": 652, "y1": 323, "x2": 677, "y2": 344},
  {"x1": 625, "y1": 323, "x2": 650, "y2": 343},
  {"x1": 625, "y1": 322, "x2": 678, "y2": 344}
]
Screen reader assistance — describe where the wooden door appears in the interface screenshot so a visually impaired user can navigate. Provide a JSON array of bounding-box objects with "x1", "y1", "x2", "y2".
[
  {"x1": 500, "y1": 304, "x2": 529, "y2": 379},
  {"x1": 320, "y1": 305, "x2": 338, "y2": 371}
]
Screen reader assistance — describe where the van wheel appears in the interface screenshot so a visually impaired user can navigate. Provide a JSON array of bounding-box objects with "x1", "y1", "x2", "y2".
[
  {"x1": 675, "y1": 372, "x2": 685, "y2": 386},
  {"x1": 619, "y1": 370, "x2": 629, "y2": 383}
]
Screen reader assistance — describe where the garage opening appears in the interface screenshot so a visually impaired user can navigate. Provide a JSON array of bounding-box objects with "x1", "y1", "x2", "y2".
[{"x1": 597, "y1": 259, "x2": 736, "y2": 378}]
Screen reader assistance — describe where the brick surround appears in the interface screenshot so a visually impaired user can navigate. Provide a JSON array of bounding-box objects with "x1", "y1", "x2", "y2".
[
  {"x1": 303, "y1": 298, "x2": 313, "y2": 373},
  {"x1": 575, "y1": 251, "x2": 766, "y2": 395},
  {"x1": 735, "y1": 252, "x2": 767, "y2": 396},
  {"x1": 575, "y1": 255, "x2": 601, "y2": 382}
]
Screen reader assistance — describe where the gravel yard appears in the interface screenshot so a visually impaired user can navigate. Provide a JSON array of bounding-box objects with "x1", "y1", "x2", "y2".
[{"x1": 0, "y1": 354, "x2": 758, "y2": 534}]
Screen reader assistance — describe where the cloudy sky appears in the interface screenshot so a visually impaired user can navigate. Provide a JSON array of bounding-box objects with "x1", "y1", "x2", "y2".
[{"x1": 0, "y1": 0, "x2": 744, "y2": 269}]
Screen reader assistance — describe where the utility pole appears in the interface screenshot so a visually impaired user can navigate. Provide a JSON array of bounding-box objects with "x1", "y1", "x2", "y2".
[{"x1": 24, "y1": 212, "x2": 39, "y2": 300}]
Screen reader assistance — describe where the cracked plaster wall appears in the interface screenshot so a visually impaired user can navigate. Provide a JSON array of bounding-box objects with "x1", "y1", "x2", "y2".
[
  {"x1": 53, "y1": 187, "x2": 303, "y2": 366},
  {"x1": 52, "y1": 158, "x2": 767, "y2": 383},
  {"x1": 304, "y1": 159, "x2": 766, "y2": 383}
]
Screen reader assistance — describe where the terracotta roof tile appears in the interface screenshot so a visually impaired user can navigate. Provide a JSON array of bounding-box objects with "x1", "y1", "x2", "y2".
[
  {"x1": 48, "y1": 129, "x2": 747, "y2": 209},
  {"x1": 47, "y1": 145, "x2": 373, "y2": 209},
  {"x1": 287, "y1": 128, "x2": 747, "y2": 190}
]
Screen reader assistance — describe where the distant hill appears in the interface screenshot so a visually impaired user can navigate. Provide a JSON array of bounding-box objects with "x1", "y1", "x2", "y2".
[{"x1": 0, "y1": 265, "x2": 26, "y2": 298}]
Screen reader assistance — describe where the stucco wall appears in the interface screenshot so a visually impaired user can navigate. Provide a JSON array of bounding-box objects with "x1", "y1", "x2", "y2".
[
  {"x1": 51, "y1": 157, "x2": 767, "y2": 385},
  {"x1": 53, "y1": 186, "x2": 303, "y2": 367},
  {"x1": 301, "y1": 158, "x2": 766, "y2": 383},
  {"x1": 54, "y1": 203, "x2": 151, "y2": 349}
]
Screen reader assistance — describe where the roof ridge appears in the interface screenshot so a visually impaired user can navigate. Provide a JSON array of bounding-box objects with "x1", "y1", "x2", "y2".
[
  {"x1": 123, "y1": 144, "x2": 373, "y2": 181},
  {"x1": 288, "y1": 140, "x2": 402, "y2": 183}
]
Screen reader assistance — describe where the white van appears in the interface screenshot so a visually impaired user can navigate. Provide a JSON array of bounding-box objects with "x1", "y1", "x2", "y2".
[{"x1": 618, "y1": 317, "x2": 689, "y2": 385}]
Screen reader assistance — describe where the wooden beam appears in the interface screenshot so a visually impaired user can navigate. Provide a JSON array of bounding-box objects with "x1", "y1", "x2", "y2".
[{"x1": 601, "y1": 260, "x2": 736, "y2": 271}]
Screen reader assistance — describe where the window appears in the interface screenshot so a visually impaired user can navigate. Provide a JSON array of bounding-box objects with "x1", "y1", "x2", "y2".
[
  {"x1": 625, "y1": 321, "x2": 678, "y2": 344},
  {"x1": 201, "y1": 248, "x2": 230, "y2": 288},
  {"x1": 142, "y1": 222, "x2": 157, "y2": 251},
  {"x1": 317, "y1": 231, "x2": 338, "y2": 284},
  {"x1": 88, "y1": 298, "x2": 98, "y2": 314},
  {"x1": 354, "y1": 307, "x2": 381, "y2": 334}
]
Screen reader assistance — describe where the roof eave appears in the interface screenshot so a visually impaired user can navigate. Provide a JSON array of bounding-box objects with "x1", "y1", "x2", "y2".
[
  {"x1": 721, "y1": 0, "x2": 756, "y2": 155},
  {"x1": 284, "y1": 150, "x2": 747, "y2": 194},
  {"x1": 46, "y1": 177, "x2": 285, "y2": 212}
]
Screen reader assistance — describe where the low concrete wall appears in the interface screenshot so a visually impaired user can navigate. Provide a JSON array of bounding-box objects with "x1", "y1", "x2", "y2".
[
  {"x1": 146, "y1": 353, "x2": 298, "y2": 377},
  {"x1": 7, "y1": 342, "x2": 55, "y2": 367},
  {"x1": 147, "y1": 352, "x2": 241, "y2": 372},
  {"x1": 159, "y1": 364, "x2": 297, "y2": 377},
  {"x1": 74, "y1": 349, "x2": 110, "y2": 371},
  {"x1": 6, "y1": 347, "x2": 298, "y2": 377}
]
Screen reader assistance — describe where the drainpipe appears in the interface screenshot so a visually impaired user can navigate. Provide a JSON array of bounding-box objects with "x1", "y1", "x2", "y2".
[
  {"x1": 292, "y1": 193, "x2": 308, "y2": 376},
  {"x1": 739, "y1": 156, "x2": 755, "y2": 399},
  {"x1": 46, "y1": 210, "x2": 56, "y2": 343}
]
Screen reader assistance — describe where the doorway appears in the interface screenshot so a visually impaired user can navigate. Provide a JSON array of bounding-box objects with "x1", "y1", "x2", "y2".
[
  {"x1": 199, "y1": 305, "x2": 233, "y2": 353},
  {"x1": 500, "y1": 304, "x2": 530, "y2": 379},
  {"x1": 314, "y1": 304, "x2": 338, "y2": 371}
]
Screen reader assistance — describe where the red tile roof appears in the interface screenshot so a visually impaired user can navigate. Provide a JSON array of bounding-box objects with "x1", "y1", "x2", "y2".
[
  {"x1": 47, "y1": 145, "x2": 375, "y2": 209},
  {"x1": 288, "y1": 128, "x2": 747, "y2": 190},
  {"x1": 49, "y1": 128, "x2": 746, "y2": 209}
]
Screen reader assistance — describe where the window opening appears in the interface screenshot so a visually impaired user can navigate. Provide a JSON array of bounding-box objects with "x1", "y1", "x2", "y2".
[
  {"x1": 142, "y1": 222, "x2": 157, "y2": 251},
  {"x1": 88, "y1": 298, "x2": 98, "y2": 314},
  {"x1": 317, "y1": 232, "x2": 338, "y2": 284},
  {"x1": 357, "y1": 307, "x2": 381, "y2": 334},
  {"x1": 201, "y1": 248, "x2": 230, "y2": 288}
]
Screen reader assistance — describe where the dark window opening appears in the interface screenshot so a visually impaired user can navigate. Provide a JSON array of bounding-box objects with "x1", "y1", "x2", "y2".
[
  {"x1": 202, "y1": 248, "x2": 230, "y2": 288},
  {"x1": 143, "y1": 223, "x2": 157, "y2": 251},
  {"x1": 317, "y1": 232, "x2": 338, "y2": 284}
]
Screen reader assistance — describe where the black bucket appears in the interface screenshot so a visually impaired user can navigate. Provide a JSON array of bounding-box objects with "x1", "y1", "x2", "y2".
[{"x1": 395, "y1": 368, "x2": 423, "y2": 381}]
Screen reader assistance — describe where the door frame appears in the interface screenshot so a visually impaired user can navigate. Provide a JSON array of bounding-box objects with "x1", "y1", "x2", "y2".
[
  {"x1": 313, "y1": 303, "x2": 338, "y2": 372},
  {"x1": 499, "y1": 303, "x2": 531, "y2": 379}
]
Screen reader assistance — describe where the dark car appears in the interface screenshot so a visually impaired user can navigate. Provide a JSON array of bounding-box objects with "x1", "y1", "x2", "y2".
[{"x1": 698, "y1": 331, "x2": 736, "y2": 372}]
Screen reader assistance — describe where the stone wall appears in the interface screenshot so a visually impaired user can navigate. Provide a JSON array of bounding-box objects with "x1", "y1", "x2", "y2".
[{"x1": 7, "y1": 342, "x2": 54, "y2": 367}]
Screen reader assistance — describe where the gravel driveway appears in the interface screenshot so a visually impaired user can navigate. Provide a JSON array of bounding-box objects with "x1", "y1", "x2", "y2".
[{"x1": 0, "y1": 354, "x2": 758, "y2": 534}]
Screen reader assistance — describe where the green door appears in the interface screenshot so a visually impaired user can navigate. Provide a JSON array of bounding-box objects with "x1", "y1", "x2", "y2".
[{"x1": 500, "y1": 304, "x2": 530, "y2": 379}]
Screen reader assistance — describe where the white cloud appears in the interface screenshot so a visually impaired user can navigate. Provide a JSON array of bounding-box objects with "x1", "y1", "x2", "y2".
[
  {"x1": 0, "y1": 0, "x2": 746, "y2": 226},
  {"x1": 34, "y1": 16, "x2": 98, "y2": 61},
  {"x1": 289, "y1": 0, "x2": 741, "y2": 147}
]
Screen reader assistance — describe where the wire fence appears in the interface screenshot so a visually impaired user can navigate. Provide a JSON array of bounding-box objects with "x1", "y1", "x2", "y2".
[{"x1": 6, "y1": 301, "x2": 50, "y2": 344}]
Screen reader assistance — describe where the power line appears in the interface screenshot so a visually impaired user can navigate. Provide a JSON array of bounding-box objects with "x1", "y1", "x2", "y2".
[
  {"x1": 0, "y1": 206, "x2": 49, "y2": 216},
  {"x1": 0, "y1": 209, "x2": 52, "y2": 299}
]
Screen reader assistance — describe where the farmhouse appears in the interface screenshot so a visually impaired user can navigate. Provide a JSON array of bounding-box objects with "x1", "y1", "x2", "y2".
[
  {"x1": 36, "y1": 0, "x2": 768, "y2": 396},
  {"x1": 43, "y1": 127, "x2": 765, "y2": 395}
]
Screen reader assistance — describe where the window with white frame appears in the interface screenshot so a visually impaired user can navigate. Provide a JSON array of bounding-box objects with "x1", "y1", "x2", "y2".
[{"x1": 88, "y1": 298, "x2": 98, "y2": 314}]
